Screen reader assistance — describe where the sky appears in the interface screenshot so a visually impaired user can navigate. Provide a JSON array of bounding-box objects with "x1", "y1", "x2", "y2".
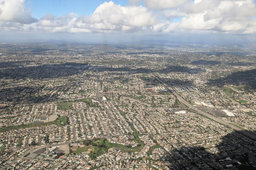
[
  {"x1": 0, "y1": 0, "x2": 256, "y2": 44},
  {"x1": 27, "y1": 0, "x2": 128, "y2": 18}
]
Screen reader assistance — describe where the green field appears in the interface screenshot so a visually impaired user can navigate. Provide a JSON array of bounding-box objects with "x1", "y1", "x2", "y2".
[
  {"x1": 77, "y1": 136, "x2": 144, "y2": 159},
  {"x1": 17, "y1": 136, "x2": 24, "y2": 147},
  {"x1": 239, "y1": 99, "x2": 247, "y2": 104},
  {"x1": 0, "y1": 116, "x2": 69, "y2": 132},
  {"x1": 76, "y1": 98, "x2": 99, "y2": 107},
  {"x1": 72, "y1": 146, "x2": 89, "y2": 155},
  {"x1": 0, "y1": 116, "x2": 16, "y2": 120},
  {"x1": 73, "y1": 106, "x2": 145, "y2": 159},
  {"x1": 0, "y1": 143, "x2": 6, "y2": 153},
  {"x1": 147, "y1": 144, "x2": 161, "y2": 156},
  {"x1": 223, "y1": 87, "x2": 235, "y2": 99},
  {"x1": 72, "y1": 133, "x2": 145, "y2": 159},
  {"x1": 57, "y1": 102, "x2": 73, "y2": 110}
]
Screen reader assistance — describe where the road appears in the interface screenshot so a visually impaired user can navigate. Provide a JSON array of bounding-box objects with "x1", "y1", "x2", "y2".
[{"x1": 154, "y1": 74, "x2": 256, "y2": 141}]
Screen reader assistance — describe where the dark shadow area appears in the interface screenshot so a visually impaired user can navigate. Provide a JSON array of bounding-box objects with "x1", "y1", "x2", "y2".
[
  {"x1": 141, "y1": 76, "x2": 194, "y2": 87},
  {"x1": 163, "y1": 130, "x2": 256, "y2": 170},
  {"x1": 0, "y1": 61, "x2": 32, "y2": 69},
  {"x1": 208, "y1": 69, "x2": 256, "y2": 90},
  {"x1": 126, "y1": 52, "x2": 168, "y2": 55},
  {"x1": 228, "y1": 62, "x2": 255, "y2": 66},
  {"x1": 0, "y1": 86, "x2": 58, "y2": 104},
  {"x1": 162, "y1": 78, "x2": 194, "y2": 87},
  {"x1": 91, "y1": 65, "x2": 204, "y2": 74},
  {"x1": 191, "y1": 60, "x2": 221, "y2": 66},
  {"x1": 0, "y1": 62, "x2": 204, "y2": 80},
  {"x1": 89, "y1": 65, "x2": 153, "y2": 74},
  {"x1": 0, "y1": 62, "x2": 89, "y2": 80},
  {"x1": 159, "y1": 65, "x2": 204, "y2": 74}
]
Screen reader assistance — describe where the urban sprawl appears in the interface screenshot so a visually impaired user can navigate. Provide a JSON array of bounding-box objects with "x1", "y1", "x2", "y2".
[{"x1": 0, "y1": 44, "x2": 256, "y2": 169}]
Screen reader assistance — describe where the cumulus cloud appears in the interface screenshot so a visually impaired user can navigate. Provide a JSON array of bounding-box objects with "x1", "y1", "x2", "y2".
[
  {"x1": 0, "y1": 0, "x2": 36, "y2": 24},
  {"x1": 126, "y1": 0, "x2": 256, "y2": 34},
  {"x1": 27, "y1": 1, "x2": 156, "y2": 33},
  {"x1": 160, "y1": 0, "x2": 256, "y2": 33},
  {"x1": 0, "y1": 0, "x2": 255, "y2": 34},
  {"x1": 144, "y1": 0, "x2": 188, "y2": 9},
  {"x1": 27, "y1": 13, "x2": 81, "y2": 32},
  {"x1": 86, "y1": 1, "x2": 156, "y2": 32},
  {"x1": 128, "y1": 0, "x2": 141, "y2": 6}
]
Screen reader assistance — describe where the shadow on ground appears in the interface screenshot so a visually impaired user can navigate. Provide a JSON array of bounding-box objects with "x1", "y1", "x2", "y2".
[
  {"x1": 208, "y1": 69, "x2": 256, "y2": 90},
  {"x1": 0, "y1": 61, "x2": 204, "y2": 80},
  {"x1": 0, "y1": 62, "x2": 89, "y2": 80},
  {"x1": 0, "y1": 86, "x2": 58, "y2": 104},
  {"x1": 190, "y1": 60, "x2": 221, "y2": 66},
  {"x1": 140, "y1": 76, "x2": 194, "y2": 88},
  {"x1": 163, "y1": 130, "x2": 256, "y2": 170}
]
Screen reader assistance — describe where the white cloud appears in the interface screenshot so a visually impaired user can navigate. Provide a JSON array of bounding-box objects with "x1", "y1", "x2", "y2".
[
  {"x1": 25, "y1": 1, "x2": 156, "y2": 33},
  {"x1": 0, "y1": 0, "x2": 255, "y2": 34},
  {"x1": 144, "y1": 0, "x2": 188, "y2": 9},
  {"x1": 128, "y1": 0, "x2": 141, "y2": 6},
  {"x1": 86, "y1": 1, "x2": 156, "y2": 32},
  {"x1": 0, "y1": 0, "x2": 35, "y2": 24},
  {"x1": 162, "y1": 0, "x2": 256, "y2": 33}
]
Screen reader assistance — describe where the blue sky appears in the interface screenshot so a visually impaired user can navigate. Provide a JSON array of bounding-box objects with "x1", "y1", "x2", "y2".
[
  {"x1": 27, "y1": 0, "x2": 128, "y2": 18},
  {"x1": 0, "y1": 0, "x2": 255, "y2": 43}
]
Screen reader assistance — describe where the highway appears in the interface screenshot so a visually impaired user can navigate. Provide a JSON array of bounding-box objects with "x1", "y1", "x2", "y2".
[{"x1": 154, "y1": 74, "x2": 256, "y2": 141}]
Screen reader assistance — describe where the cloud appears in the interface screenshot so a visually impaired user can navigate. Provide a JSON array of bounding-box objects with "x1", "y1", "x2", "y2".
[
  {"x1": 161, "y1": 0, "x2": 256, "y2": 33},
  {"x1": 0, "y1": 0, "x2": 255, "y2": 34},
  {"x1": 144, "y1": 0, "x2": 188, "y2": 9},
  {"x1": 27, "y1": 1, "x2": 156, "y2": 33},
  {"x1": 128, "y1": 0, "x2": 141, "y2": 6},
  {"x1": 0, "y1": 0, "x2": 36, "y2": 24},
  {"x1": 27, "y1": 13, "x2": 82, "y2": 33},
  {"x1": 86, "y1": 1, "x2": 156, "y2": 32}
]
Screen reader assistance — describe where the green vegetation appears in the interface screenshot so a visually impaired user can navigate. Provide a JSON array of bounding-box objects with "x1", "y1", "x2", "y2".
[
  {"x1": 0, "y1": 143, "x2": 6, "y2": 154},
  {"x1": 76, "y1": 98, "x2": 99, "y2": 107},
  {"x1": 151, "y1": 97, "x2": 156, "y2": 107},
  {"x1": 57, "y1": 98, "x2": 99, "y2": 110},
  {"x1": 67, "y1": 126, "x2": 71, "y2": 140},
  {"x1": 55, "y1": 116, "x2": 68, "y2": 126},
  {"x1": 147, "y1": 144, "x2": 161, "y2": 156},
  {"x1": 89, "y1": 139, "x2": 109, "y2": 159},
  {"x1": 142, "y1": 73, "x2": 148, "y2": 77},
  {"x1": 223, "y1": 87, "x2": 235, "y2": 99},
  {"x1": 0, "y1": 116, "x2": 69, "y2": 132},
  {"x1": 133, "y1": 95, "x2": 145, "y2": 100},
  {"x1": 246, "y1": 111, "x2": 255, "y2": 117},
  {"x1": 89, "y1": 165, "x2": 103, "y2": 170},
  {"x1": 120, "y1": 78, "x2": 129, "y2": 84},
  {"x1": 79, "y1": 136, "x2": 145, "y2": 159},
  {"x1": 0, "y1": 116, "x2": 16, "y2": 120},
  {"x1": 119, "y1": 110, "x2": 127, "y2": 117},
  {"x1": 239, "y1": 99, "x2": 247, "y2": 104},
  {"x1": 74, "y1": 116, "x2": 145, "y2": 159},
  {"x1": 173, "y1": 98, "x2": 188, "y2": 109},
  {"x1": 17, "y1": 137, "x2": 24, "y2": 147},
  {"x1": 123, "y1": 94, "x2": 145, "y2": 100},
  {"x1": 57, "y1": 101, "x2": 73, "y2": 110},
  {"x1": 78, "y1": 90, "x2": 86, "y2": 94},
  {"x1": 72, "y1": 146, "x2": 89, "y2": 155},
  {"x1": 115, "y1": 86, "x2": 123, "y2": 89},
  {"x1": 158, "y1": 91, "x2": 170, "y2": 95},
  {"x1": 44, "y1": 134, "x2": 50, "y2": 143},
  {"x1": 223, "y1": 87, "x2": 249, "y2": 105}
]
